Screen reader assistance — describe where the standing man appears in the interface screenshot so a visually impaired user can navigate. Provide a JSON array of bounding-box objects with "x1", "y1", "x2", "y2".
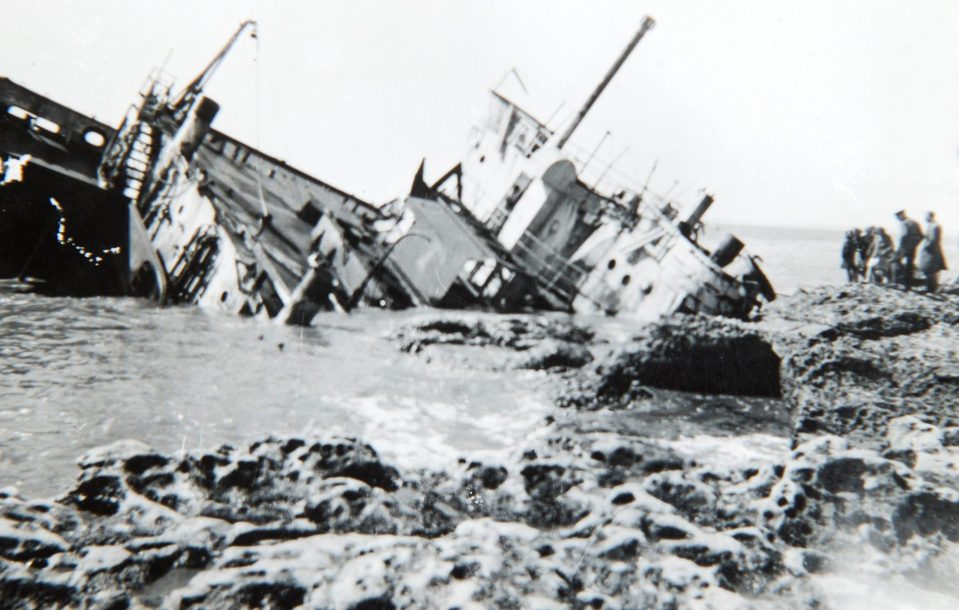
[
  {"x1": 841, "y1": 230, "x2": 860, "y2": 282},
  {"x1": 852, "y1": 228, "x2": 868, "y2": 279},
  {"x1": 919, "y1": 211, "x2": 947, "y2": 292},
  {"x1": 894, "y1": 210, "x2": 923, "y2": 289}
]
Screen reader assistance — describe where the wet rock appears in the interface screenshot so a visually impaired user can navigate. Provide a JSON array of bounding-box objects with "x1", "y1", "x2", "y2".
[
  {"x1": 179, "y1": 579, "x2": 307, "y2": 609},
  {"x1": 299, "y1": 438, "x2": 401, "y2": 491},
  {"x1": 392, "y1": 315, "x2": 595, "y2": 372},
  {"x1": 563, "y1": 315, "x2": 782, "y2": 411},
  {"x1": 0, "y1": 518, "x2": 67, "y2": 562},
  {"x1": 766, "y1": 284, "x2": 959, "y2": 333},
  {"x1": 475, "y1": 465, "x2": 508, "y2": 491},
  {"x1": 601, "y1": 316, "x2": 781, "y2": 399},
  {"x1": 885, "y1": 416, "x2": 959, "y2": 487},
  {"x1": 817, "y1": 456, "x2": 868, "y2": 494},
  {"x1": 348, "y1": 596, "x2": 396, "y2": 610},
  {"x1": 750, "y1": 425, "x2": 959, "y2": 572},
  {"x1": 837, "y1": 311, "x2": 931, "y2": 339},
  {"x1": 520, "y1": 463, "x2": 587, "y2": 528},
  {"x1": 395, "y1": 318, "x2": 493, "y2": 353},
  {"x1": 2, "y1": 415, "x2": 952, "y2": 609},
  {"x1": 596, "y1": 531, "x2": 642, "y2": 560},
  {"x1": 0, "y1": 569, "x2": 77, "y2": 609},
  {"x1": 521, "y1": 463, "x2": 574, "y2": 501},
  {"x1": 771, "y1": 285, "x2": 959, "y2": 448},
  {"x1": 518, "y1": 341, "x2": 593, "y2": 371},
  {"x1": 301, "y1": 479, "x2": 380, "y2": 532},
  {"x1": 892, "y1": 492, "x2": 959, "y2": 543},
  {"x1": 643, "y1": 471, "x2": 717, "y2": 521},
  {"x1": 65, "y1": 474, "x2": 126, "y2": 516}
]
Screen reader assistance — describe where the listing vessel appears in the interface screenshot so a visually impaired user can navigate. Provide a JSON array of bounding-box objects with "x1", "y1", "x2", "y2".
[
  {"x1": 1, "y1": 22, "x2": 418, "y2": 322},
  {"x1": 0, "y1": 16, "x2": 774, "y2": 322},
  {"x1": 392, "y1": 16, "x2": 776, "y2": 318},
  {"x1": 94, "y1": 21, "x2": 424, "y2": 324}
]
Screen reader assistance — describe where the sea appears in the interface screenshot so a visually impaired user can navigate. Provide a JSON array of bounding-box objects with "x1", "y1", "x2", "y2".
[{"x1": 0, "y1": 223, "x2": 955, "y2": 499}]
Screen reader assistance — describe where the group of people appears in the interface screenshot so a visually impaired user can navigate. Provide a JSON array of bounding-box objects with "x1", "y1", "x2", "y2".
[{"x1": 841, "y1": 210, "x2": 948, "y2": 292}]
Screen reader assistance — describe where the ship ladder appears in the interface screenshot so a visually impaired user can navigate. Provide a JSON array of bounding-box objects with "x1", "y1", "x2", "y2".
[{"x1": 122, "y1": 122, "x2": 155, "y2": 206}]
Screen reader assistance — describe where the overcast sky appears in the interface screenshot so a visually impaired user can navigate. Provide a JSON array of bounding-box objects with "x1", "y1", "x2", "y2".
[{"x1": 2, "y1": 0, "x2": 958, "y2": 230}]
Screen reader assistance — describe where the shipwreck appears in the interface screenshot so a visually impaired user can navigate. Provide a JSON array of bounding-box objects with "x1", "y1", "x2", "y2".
[{"x1": 0, "y1": 16, "x2": 774, "y2": 324}]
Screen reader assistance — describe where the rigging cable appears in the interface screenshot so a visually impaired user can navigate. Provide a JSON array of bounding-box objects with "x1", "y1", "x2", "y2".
[
  {"x1": 251, "y1": 23, "x2": 271, "y2": 236},
  {"x1": 263, "y1": 54, "x2": 309, "y2": 213}
]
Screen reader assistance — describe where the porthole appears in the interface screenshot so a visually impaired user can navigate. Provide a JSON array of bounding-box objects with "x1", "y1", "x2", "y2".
[
  {"x1": 83, "y1": 130, "x2": 106, "y2": 147},
  {"x1": 621, "y1": 275, "x2": 631, "y2": 286},
  {"x1": 6, "y1": 105, "x2": 29, "y2": 120},
  {"x1": 607, "y1": 259, "x2": 617, "y2": 270},
  {"x1": 33, "y1": 117, "x2": 61, "y2": 134}
]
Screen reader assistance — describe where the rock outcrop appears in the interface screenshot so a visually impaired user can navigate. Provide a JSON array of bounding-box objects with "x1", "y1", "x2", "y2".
[
  {"x1": 392, "y1": 315, "x2": 595, "y2": 371},
  {"x1": 768, "y1": 285, "x2": 959, "y2": 448},
  {"x1": 5, "y1": 415, "x2": 957, "y2": 609}
]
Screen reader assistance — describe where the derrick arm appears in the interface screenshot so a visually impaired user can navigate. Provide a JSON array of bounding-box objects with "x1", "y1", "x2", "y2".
[{"x1": 171, "y1": 20, "x2": 258, "y2": 119}]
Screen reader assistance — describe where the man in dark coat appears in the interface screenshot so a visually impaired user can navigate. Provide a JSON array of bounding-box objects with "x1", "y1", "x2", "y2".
[
  {"x1": 919, "y1": 211, "x2": 947, "y2": 292},
  {"x1": 894, "y1": 210, "x2": 923, "y2": 289},
  {"x1": 841, "y1": 230, "x2": 861, "y2": 282}
]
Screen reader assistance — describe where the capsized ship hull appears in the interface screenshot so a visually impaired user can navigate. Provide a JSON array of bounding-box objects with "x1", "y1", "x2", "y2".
[{"x1": 0, "y1": 78, "x2": 130, "y2": 296}]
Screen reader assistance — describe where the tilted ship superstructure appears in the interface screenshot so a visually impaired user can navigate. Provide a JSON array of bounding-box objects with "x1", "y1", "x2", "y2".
[{"x1": 390, "y1": 16, "x2": 776, "y2": 318}]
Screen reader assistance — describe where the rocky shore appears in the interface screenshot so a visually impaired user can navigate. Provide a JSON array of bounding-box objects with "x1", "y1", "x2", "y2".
[{"x1": 2, "y1": 284, "x2": 958, "y2": 609}]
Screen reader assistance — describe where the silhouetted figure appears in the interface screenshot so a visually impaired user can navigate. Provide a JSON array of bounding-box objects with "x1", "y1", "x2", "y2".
[
  {"x1": 841, "y1": 230, "x2": 861, "y2": 282},
  {"x1": 866, "y1": 227, "x2": 895, "y2": 284},
  {"x1": 853, "y1": 228, "x2": 868, "y2": 267},
  {"x1": 919, "y1": 211, "x2": 947, "y2": 292},
  {"x1": 894, "y1": 210, "x2": 923, "y2": 289}
]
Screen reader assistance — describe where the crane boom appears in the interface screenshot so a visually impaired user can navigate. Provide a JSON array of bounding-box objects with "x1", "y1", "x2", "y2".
[{"x1": 172, "y1": 20, "x2": 258, "y2": 117}]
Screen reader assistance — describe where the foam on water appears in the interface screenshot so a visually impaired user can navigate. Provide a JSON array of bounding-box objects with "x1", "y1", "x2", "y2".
[
  {"x1": 0, "y1": 293, "x2": 556, "y2": 496},
  {"x1": 810, "y1": 538, "x2": 959, "y2": 610},
  {"x1": 659, "y1": 432, "x2": 791, "y2": 471}
]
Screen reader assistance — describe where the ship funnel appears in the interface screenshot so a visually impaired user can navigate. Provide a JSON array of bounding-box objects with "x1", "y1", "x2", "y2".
[
  {"x1": 685, "y1": 194, "x2": 714, "y2": 227},
  {"x1": 557, "y1": 16, "x2": 656, "y2": 150},
  {"x1": 710, "y1": 234, "x2": 744, "y2": 268},
  {"x1": 180, "y1": 96, "x2": 220, "y2": 161}
]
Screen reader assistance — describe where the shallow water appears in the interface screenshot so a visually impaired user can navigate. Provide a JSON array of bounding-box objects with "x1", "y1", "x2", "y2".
[
  {"x1": 0, "y1": 286, "x2": 796, "y2": 500},
  {"x1": 0, "y1": 292, "x2": 560, "y2": 497}
]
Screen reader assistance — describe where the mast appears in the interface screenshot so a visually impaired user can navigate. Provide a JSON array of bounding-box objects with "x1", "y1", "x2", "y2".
[
  {"x1": 171, "y1": 20, "x2": 258, "y2": 120},
  {"x1": 556, "y1": 16, "x2": 655, "y2": 150}
]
